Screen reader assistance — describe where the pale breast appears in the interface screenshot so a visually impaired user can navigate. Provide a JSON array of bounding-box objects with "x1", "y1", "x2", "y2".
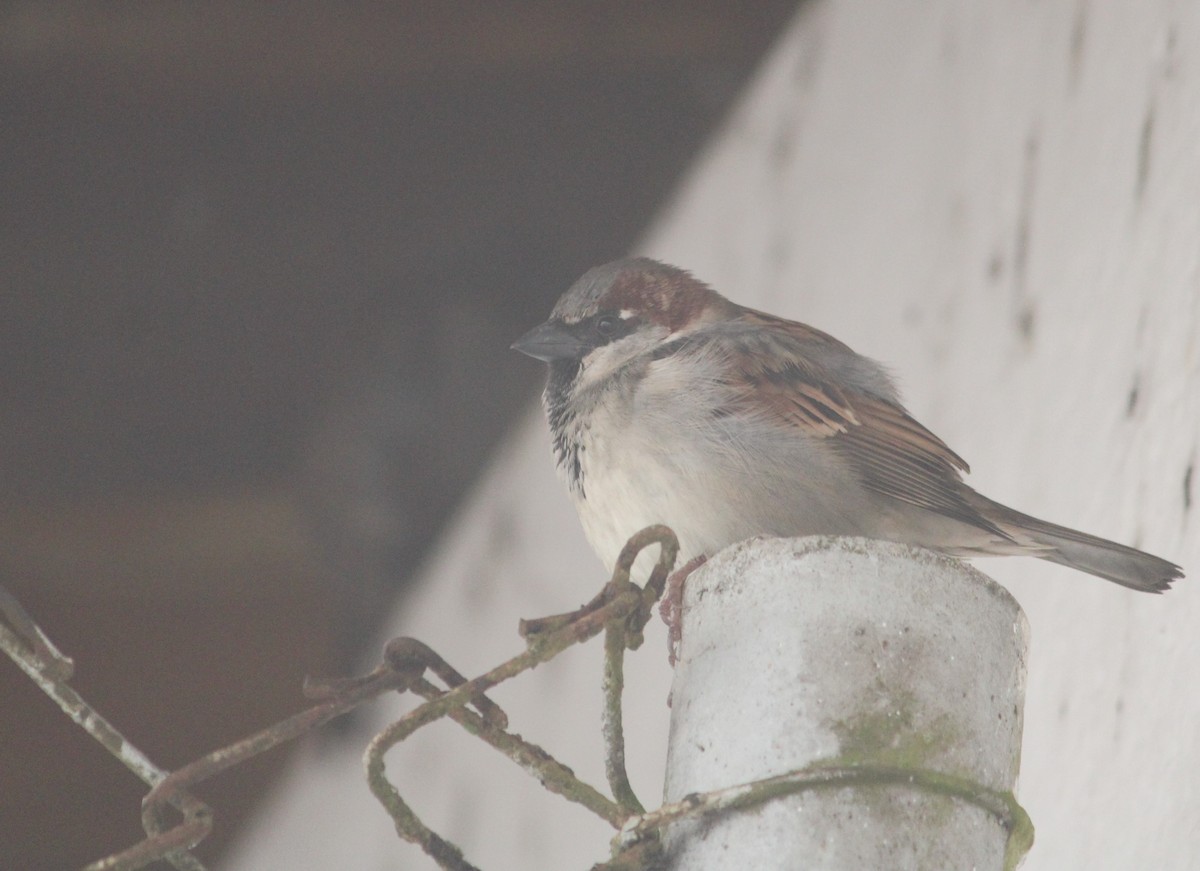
[{"x1": 560, "y1": 349, "x2": 881, "y2": 573}]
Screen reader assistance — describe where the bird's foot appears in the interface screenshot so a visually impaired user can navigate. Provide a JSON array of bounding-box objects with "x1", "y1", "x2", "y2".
[{"x1": 659, "y1": 555, "x2": 707, "y2": 667}]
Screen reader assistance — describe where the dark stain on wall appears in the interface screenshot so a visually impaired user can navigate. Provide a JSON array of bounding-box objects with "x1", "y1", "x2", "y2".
[
  {"x1": 1126, "y1": 372, "x2": 1141, "y2": 417},
  {"x1": 1013, "y1": 133, "x2": 1039, "y2": 345},
  {"x1": 1136, "y1": 105, "x2": 1155, "y2": 200},
  {"x1": 1184, "y1": 460, "x2": 1194, "y2": 513}
]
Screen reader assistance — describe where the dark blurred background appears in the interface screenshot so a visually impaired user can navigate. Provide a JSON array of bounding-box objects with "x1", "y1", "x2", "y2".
[{"x1": 0, "y1": 3, "x2": 797, "y2": 867}]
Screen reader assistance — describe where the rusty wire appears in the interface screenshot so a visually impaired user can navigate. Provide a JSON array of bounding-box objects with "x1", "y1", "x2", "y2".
[
  {"x1": 602, "y1": 762, "x2": 1034, "y2": 871},
  {"x1": 0, "y1": 525, "x2": 680, "y2": 871},
  {"x1": 1, "y1": 584, "x2": 209, "y2": 871},
  {"x1": 363, "y1": 524, "x2": 679, "y2": 869},
  {"x1": 2, "y1": 571, "x2": 434, "y2": 870}
]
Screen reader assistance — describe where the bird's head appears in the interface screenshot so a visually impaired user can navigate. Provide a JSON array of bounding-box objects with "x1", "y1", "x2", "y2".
[{"x1": 511, "y1": 258, "x2": 729, "y2": 391}]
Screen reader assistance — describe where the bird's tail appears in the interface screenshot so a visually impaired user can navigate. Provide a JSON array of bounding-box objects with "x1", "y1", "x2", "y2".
[{"x1": 978, "y1": 498, "x2": 1182, "y2": 593}]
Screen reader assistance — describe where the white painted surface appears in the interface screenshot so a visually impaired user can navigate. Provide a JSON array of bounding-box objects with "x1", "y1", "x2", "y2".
[
  {"x1": 663, "y1": 537, "x2": 1027, "y2": 871},
  {"x1": 226, "y1": 1, "x2": 1199, "y2": 868}
]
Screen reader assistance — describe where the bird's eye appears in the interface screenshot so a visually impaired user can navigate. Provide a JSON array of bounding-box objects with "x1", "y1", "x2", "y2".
[{"x1": 595, "y1": 315, "x2": 621, "y2": 338}]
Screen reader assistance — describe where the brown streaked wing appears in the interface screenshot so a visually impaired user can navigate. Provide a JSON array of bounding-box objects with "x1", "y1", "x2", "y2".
[
  {"x1": 722, "y1": 310, "x2": 861, "y2": 436},
  {"x1": 728, "y1": 354, "x2": 858, "y2": 436},
  {"x1": 718, "y1": 312, "x2": 1006, "y2": 536},
  {"x1": 835, "y1": 395, "x2": 1007, "y2": 534}
]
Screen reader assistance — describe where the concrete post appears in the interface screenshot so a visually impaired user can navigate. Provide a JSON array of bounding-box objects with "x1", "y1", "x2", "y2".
[{"x1": 663, "y1": 536, "x2": 1029, "y2": 871}]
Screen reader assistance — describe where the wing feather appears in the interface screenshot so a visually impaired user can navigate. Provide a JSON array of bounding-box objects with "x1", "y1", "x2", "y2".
[{"x1": 697, "y1": 310, "x2": 1007, "y2": 537}]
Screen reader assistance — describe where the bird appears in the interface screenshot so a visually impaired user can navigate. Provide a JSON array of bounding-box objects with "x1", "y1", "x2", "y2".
[{"x1": 512, "y1": 257, "x2": 1182, "y2": 594}]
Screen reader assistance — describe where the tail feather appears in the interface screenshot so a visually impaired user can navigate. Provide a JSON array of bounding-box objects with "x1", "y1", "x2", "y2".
[
  {"x1": 1036, "y1": 530, "x2": 1181, "y2": 592},
  {"x1": 983, "y1": 501, "x2": 1182, "y2": 593}
]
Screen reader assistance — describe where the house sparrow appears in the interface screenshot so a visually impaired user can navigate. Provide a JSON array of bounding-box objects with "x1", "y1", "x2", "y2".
[{"x1": 512, "y1": 257, "x2": 1181, "y2": 593}]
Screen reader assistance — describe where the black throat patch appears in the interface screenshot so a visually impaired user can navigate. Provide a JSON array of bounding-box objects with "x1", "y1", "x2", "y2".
[{"x1": 545, "y1": 360, "x2": 585, "y2": 496}]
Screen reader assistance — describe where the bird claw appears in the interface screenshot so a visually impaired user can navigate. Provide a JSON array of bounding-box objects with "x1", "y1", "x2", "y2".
[{"x1": 659, "y1": 555, "x2": 708, "y2": 666}]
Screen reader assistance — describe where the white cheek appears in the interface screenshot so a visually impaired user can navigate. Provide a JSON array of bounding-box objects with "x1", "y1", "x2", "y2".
[
  {"x1": 576, "y1": 344, "x2": 629, "y2": 390},
  {"x1": 575, "y1": 329, "x2": 666, "y2": 391}
]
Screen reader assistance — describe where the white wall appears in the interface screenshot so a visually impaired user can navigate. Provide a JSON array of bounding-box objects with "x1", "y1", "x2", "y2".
[{"x1": 226, "y1": 2, "x2": 1200, "y2": 868}]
